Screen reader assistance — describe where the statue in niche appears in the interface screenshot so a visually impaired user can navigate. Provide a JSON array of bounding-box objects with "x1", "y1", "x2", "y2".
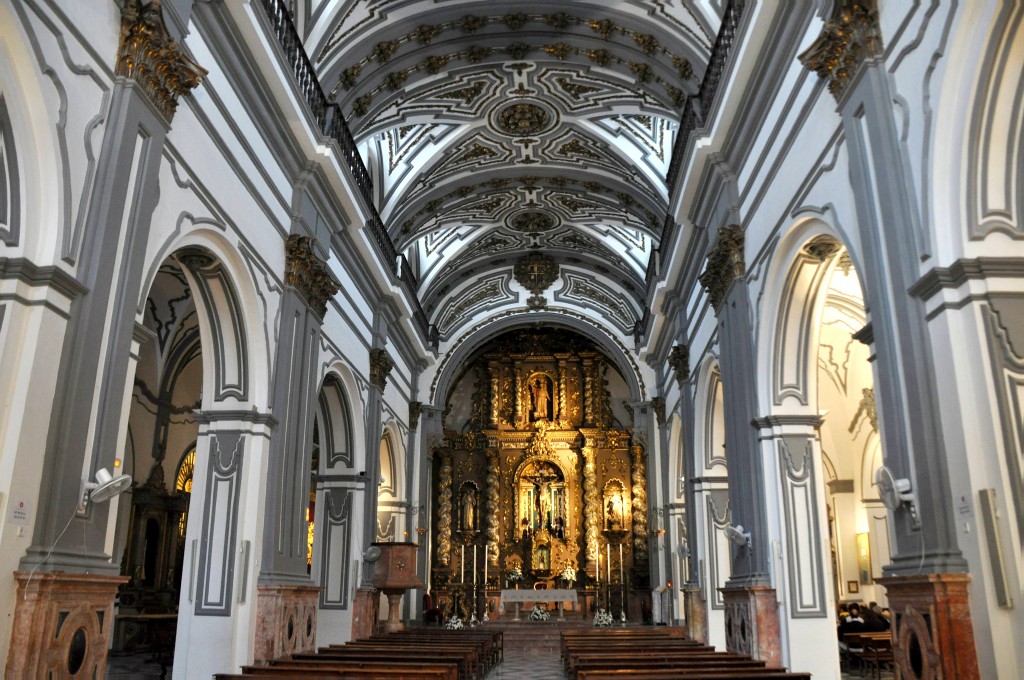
[
  {"x1": 461, "y1": 485, "x2": 478, "y2": 531},
  {"x1": 517, "y1": 460, "x2": 566, "y2": 539},
  {"x1": 606, "y1": 493, "x2": 624, "y2": 530},
  {"x1": 530, "y1": 375, "x2": 553, "y2": 421}
]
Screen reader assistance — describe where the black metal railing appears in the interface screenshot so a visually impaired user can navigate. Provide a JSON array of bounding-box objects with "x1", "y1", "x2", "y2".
[
  {"x1": 642, "y1": 0, "x2": 745, "y2": 342},
  {"x1": 257, "y1": 0, "x2": 436, "y2": 346},
  {"x1": 697, "y1": 0, "x2": 744, "y2": 127}
]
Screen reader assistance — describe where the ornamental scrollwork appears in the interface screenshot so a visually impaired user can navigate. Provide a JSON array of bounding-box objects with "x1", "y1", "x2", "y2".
[
  {"x1": 513, "y1": 253, "x2": 559, "y2": 295},
  {"x1": 630, "y1": 442, "x2": 649, "y2": 565},
  {"x1": 436, "y1": 452, "x2": 453, "y2": 567}
]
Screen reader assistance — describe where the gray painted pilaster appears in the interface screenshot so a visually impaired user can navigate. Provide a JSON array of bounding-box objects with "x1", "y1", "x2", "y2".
[
  {"x1": 679, "y1": 383, "x2": 702, "y2": 588},
  {"x1": 839, "y1": 62, "x2": 967, "y2": 574},
  {"x1": 21, "y1": 80, "x2": 170, "y2": 573},
  {"x1": 718, "y1": 279, "x2": 772, "y2": 586},
  {"x1": 259, "y1": 286, "x2": 323, "y2": 583}
]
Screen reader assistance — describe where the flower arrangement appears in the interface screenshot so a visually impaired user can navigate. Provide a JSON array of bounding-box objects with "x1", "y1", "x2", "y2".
[
  {"x1": 560, "y1": 564, "x2": 577, "y2": 584},
  {"x1": 445, "y1": 615, "x2": 464, "y2": 630},
  {"x1": 593, "y1": 608, "x2": 613, "y2": 627},
  {"x1": 506, "y1": 565, "x2": 523, "y2": 586},
  {"x1": 529, "y1": 604, "x2": 550, "y2": 622}
]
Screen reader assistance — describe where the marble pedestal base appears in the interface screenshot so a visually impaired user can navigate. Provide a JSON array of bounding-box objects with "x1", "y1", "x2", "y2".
[
  {"x1": 6, "y1": 571, "x2": 127, "y2": 678},
  {"x1": 876, "y1": 573, "x2": 979, "y2": 680},
  {"x1": 351, "y1": 587, "x2": 380, "y2": 641},
  {"x1": 720, "y1": 584, "x2": 781, "y2": 667},
  {"x1": 683, "y1": 583, "x2": 707, "y2": 643},
  {"x1": 254, "y1": 583, "x2": 320, "y2": 662}
]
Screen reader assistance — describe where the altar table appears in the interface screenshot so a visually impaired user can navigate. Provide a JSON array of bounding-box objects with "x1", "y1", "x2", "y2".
[{"x1": 500, "y1": 589, "x2": 578, "y2": 620}]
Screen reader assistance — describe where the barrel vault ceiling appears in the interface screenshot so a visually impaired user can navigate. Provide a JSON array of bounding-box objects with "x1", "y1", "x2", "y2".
[{"x1": 294, "y1": 1, "x2": 724, "y2": 342}]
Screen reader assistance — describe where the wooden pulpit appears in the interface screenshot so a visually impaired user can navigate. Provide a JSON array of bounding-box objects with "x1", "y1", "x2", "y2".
[{"x1": 370, "y1": 542, "x2": 424, "y2": 632}]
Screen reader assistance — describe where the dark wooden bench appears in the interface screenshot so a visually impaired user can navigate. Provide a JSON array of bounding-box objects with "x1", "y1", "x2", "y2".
[{"x1": 561, "y1": 629, "x2": 810, "y2": 680}]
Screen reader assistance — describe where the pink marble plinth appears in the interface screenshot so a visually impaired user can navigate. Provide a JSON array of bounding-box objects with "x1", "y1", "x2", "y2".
[
  {"x1": 351, "y1": 587, "x2": 380, "y2": 641},
  {"x1": 6, "y1": 571, "x2": 127, "y2": 678},
  {"x1": 683, "y1": 584, "x2": 708, "y2": 643},
  {"x1": 254, "y1": 583, "x2": 320, "y2": 662},
  {"x1": 877, "y1": 573, "x2": 979, "y2": 680},
  {"x1": 720, "y1": 584, "x2": 781, "y2": 667}
]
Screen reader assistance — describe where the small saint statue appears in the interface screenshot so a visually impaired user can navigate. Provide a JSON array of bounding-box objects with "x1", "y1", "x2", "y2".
[
  {"x1": 530, "y1": 376, "x2": 551, "y2": 420},
  {"x1": 462, "y1": 487, "x2": 477, "y2": 530}
]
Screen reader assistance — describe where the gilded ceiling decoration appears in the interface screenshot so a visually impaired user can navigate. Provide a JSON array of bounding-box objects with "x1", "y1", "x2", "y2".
[
  {"x1": 293, "y1": 0, "x2": 722, "y2": 341},
  {"x1": 508, "y1": 211, "x2": 557, "y2": 234}
]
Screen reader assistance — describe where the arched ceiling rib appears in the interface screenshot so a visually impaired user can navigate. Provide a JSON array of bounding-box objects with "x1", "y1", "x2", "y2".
[{"x1": 295, "y1": 1, "x2": 724, "y2": 341}]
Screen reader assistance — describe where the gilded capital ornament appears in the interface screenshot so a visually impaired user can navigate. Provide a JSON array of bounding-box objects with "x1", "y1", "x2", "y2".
[
  {"x1": 698, "y1": 225, "x2": 744, "y2": 311},
  {"x1": 116, "y1": 0, "x2": 206, "y2": 121},
  {"x1": 668, "y1": 344, "x2": 689, "y2": 385},
  {"x1": 799, "y1": 0, "x2": 884, "y2": 100},
  {"x1": 409, "y1": 401, "x2": 423, "y2": 430},
  {"x1": 651, "y1": 396, "x2": 666, "y2": 429},
  {"x1": 803, "y1": 235, "x2": 842, "y2": 262},
  {"x1": 369, "y1": 348, "x2": 395, "y2": 391},
  {"x1": 285, "y1": 235, "x2": 340, "y2": 319}
]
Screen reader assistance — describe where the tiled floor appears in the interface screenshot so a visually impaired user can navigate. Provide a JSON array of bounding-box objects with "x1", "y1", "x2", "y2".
[
  {"x1": 107, "y1": 651, "x2": 170, "y2": 679},
  {"x1": 487, "y1": 648, "x2": 567, "y2": 679}
]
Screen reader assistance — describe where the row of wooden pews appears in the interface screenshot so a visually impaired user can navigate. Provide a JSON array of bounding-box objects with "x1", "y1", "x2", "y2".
[
  {"x1": 215, "y1": 628, "x2": 501, "y2": 680},
  {"x1": 560, "y1": 628, "x2": 813, "y2": 680}
]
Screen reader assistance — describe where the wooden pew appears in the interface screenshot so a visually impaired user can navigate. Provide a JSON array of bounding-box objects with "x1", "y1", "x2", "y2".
[{"x1": 561, "y1": 629, "x2": 810, "y2": 680}]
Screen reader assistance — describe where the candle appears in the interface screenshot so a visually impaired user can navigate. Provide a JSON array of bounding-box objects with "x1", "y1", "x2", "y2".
[
  {"x1": 596, "y1": 551, "x2": 600, "y2": 588},
  {"x1": 606, "y1": 544, "x2": 611, "y2": 583},
  {"x1": 619, "y1": 544, "x2": 624, "y2": 583},
  {"x1": 484, "y1": 545, "x2": 488, "y2": 588},
  {"x1": 461, "y1": 545, "x2": 465, "y2": 583},
  {"x1": 474, "y1": 545, "x2": 478, "y2": 584}
]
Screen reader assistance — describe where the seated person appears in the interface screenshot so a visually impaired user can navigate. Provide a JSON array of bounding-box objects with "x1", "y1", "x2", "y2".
[
  {"x1": 838, "y1": 604, "x2": 867, "y2": 653},
  {"x1": 861, "y1": 605, "x2": 889, "y2": 631}
]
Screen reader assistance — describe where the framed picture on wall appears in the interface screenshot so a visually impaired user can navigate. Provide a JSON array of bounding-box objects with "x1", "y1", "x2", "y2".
[
  {"x1": 856, "y1": 532, "x2": 872, "y2": 585},
  {"x1": 847, "y1": 581, "x2": 859, "y2": 594}
]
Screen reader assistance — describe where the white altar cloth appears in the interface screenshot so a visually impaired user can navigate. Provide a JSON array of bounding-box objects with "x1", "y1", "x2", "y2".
[{"x1": 500, "y1": 589, "x2": 578, "y2": 605}]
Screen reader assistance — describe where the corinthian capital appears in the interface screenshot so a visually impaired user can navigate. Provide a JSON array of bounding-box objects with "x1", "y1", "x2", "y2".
[
  {"x1": 799, "y1": 1, "x2": 884, "y2": 101},
  {"x1": 369, "y1": 348, "x2": 395, "y2": 391},
  {"x1": 285, "y1": 235, "x2": 339, "y2": 319},
  {"x1": 116, "y1": 0, "x2": 206, "y2": 121},
  {"x1": 698, "y1": 225, "x2": 744, "y2": 311}
]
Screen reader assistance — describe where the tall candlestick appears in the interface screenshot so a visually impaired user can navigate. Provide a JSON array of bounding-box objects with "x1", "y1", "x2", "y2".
[
  {"x1": 619, "y1": 544, "x2": 624, "y2": 583},
  {"x1": 461, "y1": 545, "x2": 465, "y2": 583},
  {"x1": 606, "y1": 544, "x2": 611, "y2": 583},
  {"x1": 474, "y1": 545, "x2": 478, "y2": 584}
]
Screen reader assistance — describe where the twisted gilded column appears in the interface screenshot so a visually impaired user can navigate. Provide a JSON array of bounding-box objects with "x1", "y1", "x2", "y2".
[
  {"x1": 436, "y1": 452, "x2": 453, "y2": 567},
  {"x1": 486, "y1": 449, "x2": 500, "y2": 566},
  {"x1": 582, "y1": 446, "x2": 600, "y2": 572},
  {"x1": 630, "y1": 443, "x2": 649, "y2": 566}
]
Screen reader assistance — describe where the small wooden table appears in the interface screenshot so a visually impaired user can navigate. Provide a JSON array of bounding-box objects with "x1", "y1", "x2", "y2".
[{"x1": 500, "y1": 589, "x2": 578, "y2": 620}]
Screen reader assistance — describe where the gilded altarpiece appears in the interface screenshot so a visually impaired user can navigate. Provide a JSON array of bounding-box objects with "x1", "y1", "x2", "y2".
[{"x1": 430, "y1": 333, "x2": 648, "y2": 619}]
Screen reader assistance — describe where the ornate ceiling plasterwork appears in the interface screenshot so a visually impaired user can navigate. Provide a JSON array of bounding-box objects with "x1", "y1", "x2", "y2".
[{"x1": 293, "y1": 0, "x2": 724, "y2": 344}]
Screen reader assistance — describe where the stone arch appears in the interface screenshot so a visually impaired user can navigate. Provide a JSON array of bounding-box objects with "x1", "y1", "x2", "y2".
[
  {"x1": 0, "y1": 3, "x2": 64, "y2": 259},
  {"x1": 429, "y1": 312, "x2": 647, "y2": 407},
  {"x1": 140, "y1": 228, "x2": 270, "y2": 409},
  {"x1": 755, "y1": 216, "x2": 868, "y2": 417},
  {"x1": 376, "y1": 419, "x2": 407, "y2": 542},
  {"x1": 693, "y1": 354, "x2": 726, "y2": 474},
  {"x1": 930, "y1": 0, "x2": 1024, "y2": 252}
]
